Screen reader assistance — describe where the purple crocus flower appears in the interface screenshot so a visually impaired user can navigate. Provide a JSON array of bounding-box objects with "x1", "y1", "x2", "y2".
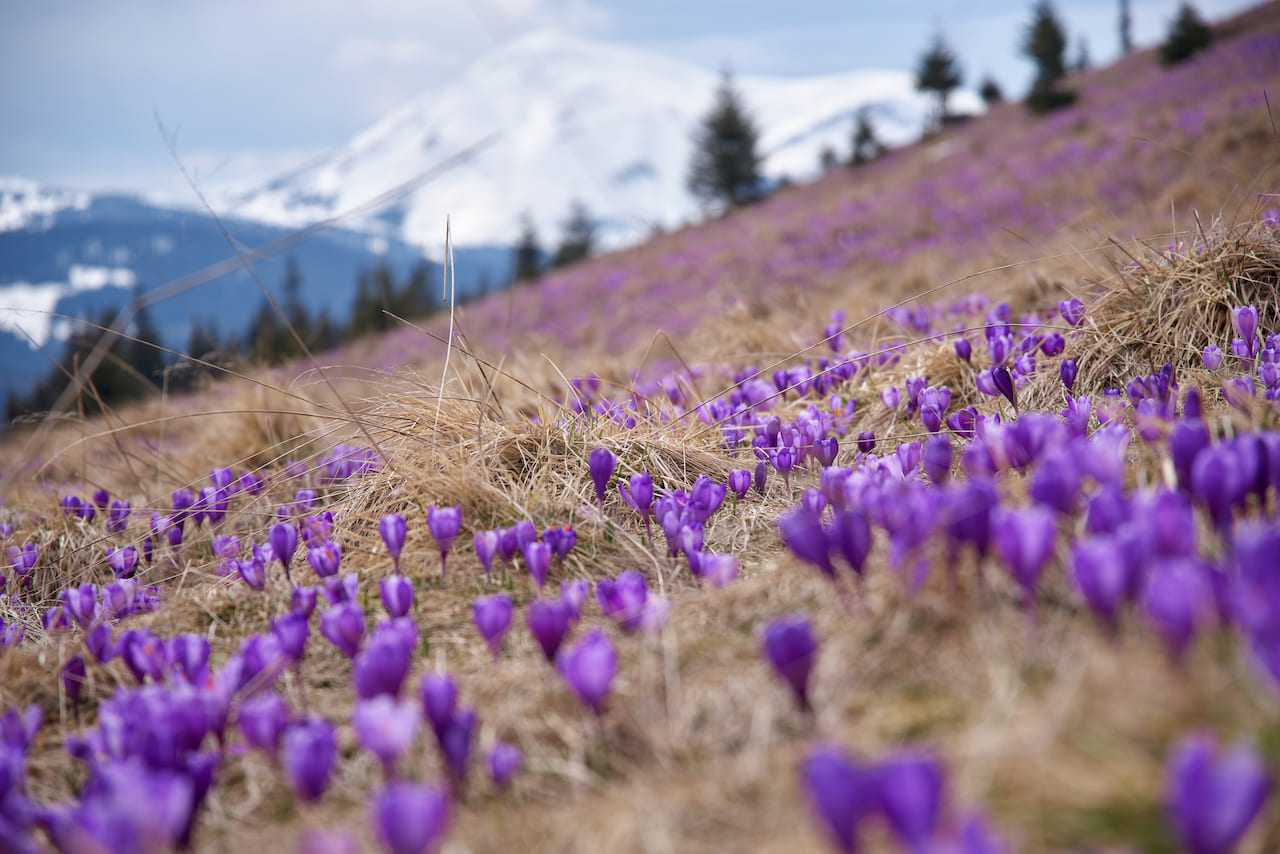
[
  {"x1": 877, "y1": 751, "x2": 945, "y2": 852},
  {"x1": 354, "y1": 696, "x2": 421, "y2": 778},
  {"x1": 282, "y1": 716, "x2": 337, "y2": 802},
  {"x1": 372, "y1": 572, "x2": 412, "y2": 620},
  {"x1": 86, "y1": 622, "x2": 115, "y2": 663},
  {"x1": 61, "y1": 654, "x2": 87, "y2": 710},
  {"x1": 802, "y1": 745, "x2": 876, "y2": 854},
  {"x1": 954, "y1": 338, "x2": 972, "y2": 362},
  {"x1": 917, "y1": 386, "x2": 951, "y2": 433},
  {"x1": 1060, "y1": 358, "x2": 1078, "y2": 391},
  {"x1": 420, "y1": 672, "x2": 457, "y2": 739},
  {"x1": 994, "y1": 506, "x2": 1057, "y2": 608},
  {"x1": 703, "y1": 553, "x2": 740, "y2": 588},
  {"x1": 522, "y1": 541, "x2": 552, "y2": 589},
  {"x1": 882, "y1": 386, "x2": 901, "y2": 410},
  {"x1": 292, "y1": 585, "x2": 318, "y2": 617},
  {"x1": 320, "y1": 603, "x2": 365, "y2": 658},
  {"x1": 474, "y1": 529, "x2": 500, "y2": 578},
  {"x1": 238, "y1": 691, "x2": 289, "y2": 758},
  {"x1": 1071, "y1": 537, "x2": 1131, "y2": 632},
  {"x1": 1144, "y1": 558, "x2": 1213, "y2": 660},
  {"x1": 830, "y1": 508, "x2": 872, "y2": 577},
  {"x1": 427, "y1": 505, "x2": 461, "y2": 585},
  {"x1": 1202, "y1": 345, "x2": 1224, "y2": 371},
  {"x1": 560, "y1": 579, "x2": 588, "y2": 622},
  {"x1": 762, "y1": 616, "x2": 818, "y2": 711},
  {"x1": 1040, "y1": 332, "x2": 1065, "y2": 356},
  {"x1": 373, "y1": 783, "x2": 450, "y2": 854},
  {"x1": 991, "y1": 366, "x2": 1017, "y2": 410},
  {"x1": 302, "y1": 540, "x2": 340, "y2": 579},
  {"x1": 923, "y1": 435, "x2": 952, "y2": 485},
  {"x1": 856, "y1": 432, "x2": 876, "y2": 454},
  {"x1": 597, "y1": 570, "x2": 648, "y2": 632},
  {"x1": 353, "y1": 620, "x2": 415, "y2": 699},
  {"x1": 528, "y1": 599, "x2": 571, "y2": 662},
  {"x1": 107, "y1": 500, "x2": 130, "y2": 534},
  {"x1": 106, "y1": 546, "x2": 138, "y2": 580},
  {"x1": 473, "y1": 594, "x2": 513, "y2": 662},
  {"x1": 557, "y1": 629, "x2": 617, "y2": 716},
  {"x1": 588, "y1": 448, "x2": 618, "y2": 516},
  {"x1": 1059, "y1": 297, "x2": 1085, "y2": 327},
  {"x1": 271, "y1": 612, "x2": 310, "y2": 664},
  {"x1": 1167, "y1": 733, "x2": 1271, "y2": 854},
  {"x1": 238, "y1": 557, "x2": 267, "y2": 590},
  {"x1": 619, "y1": 471, "x2": 655, "y2": 538},
  {"x1": 270, "y1": 522, "x2": 299, "y2": 583},
  {"x1": 322, "y1": 572, "x2": 359, "y2": 605},
  {"x1": 438, "y1": 706, "x2": 477, "y2": 788},
  {"x1": 168, "y1": 634, "x2": 212, "y2": 683},
  {"x1": 754, "y1": 459, "x2": 769, "y2": 494},
  {"x1": 1232, "y1": 304, "x2": 1260, "y2": 347},
  {"x1": 61, "y1": 583, "x2": 100, "y2": 628},
  {"x1": 488, "y1": 741, "x2": 522, "y2": 789},
  {"x1": 727, "y1": 469, "x2": 752, "y2": 500},
  {"x1": 379, "y1": 514, "x2": 407, "y2": 574},
  {"x1": 780, "y1": 508, "x2": 835, "y2": 580}
]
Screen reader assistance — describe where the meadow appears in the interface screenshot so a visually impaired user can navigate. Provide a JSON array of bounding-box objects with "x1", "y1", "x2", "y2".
[{"x1": 2, "y1": 4, "x2": 1280, "y2": 853}]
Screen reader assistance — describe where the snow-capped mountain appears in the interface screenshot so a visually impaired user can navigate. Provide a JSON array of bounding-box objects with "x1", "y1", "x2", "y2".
[{"x1": 223, "y1": 30, "x2": 982, "y2": 254}]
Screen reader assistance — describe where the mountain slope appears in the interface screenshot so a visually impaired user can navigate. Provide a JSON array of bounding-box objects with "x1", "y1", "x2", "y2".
[{"x1": 223, "y1": 30, "x2": 978, "y2": 252}]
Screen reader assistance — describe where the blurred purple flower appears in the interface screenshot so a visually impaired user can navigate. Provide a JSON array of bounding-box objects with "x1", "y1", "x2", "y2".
[
  {"x1": 380, "y1": 574, "x2": 414, "y2": 619},
  {"x1": 1167, "y1": 732, "x2": 1271, "y2": 854},
  {"x1": 522, "y1": 541, "x2": 552, "y2": 589},
  {"x1": 320, "y1": 603, "x2": 365, "y2": 659},
  {"x1": 420, "y1": 672, "x2": 457, "y2": 740},
  {"x1": 801, "y1": 745, "x2": 876, "y2": 854},
  {"x1": 283, "y1": 715, "x2": 337, "y2": 803},
  {"x1": 528, "y1": 599, "x2": 571, "y2": 662},
  {"x1": 588, "y1": 448, "x2": 618, "y2": 516},
  {"x1": 762, "y1": 616, "x2": 817, "y2": 712},
  {"x1": 372, "y1": 783, "x2": 450, "y2": 854},
  {"x1": 354, "y1": 696, "x2": 421, "y2": 778},
  {"x1": 270, "y1": 522, "x2": 299, "y2": 583},
  {"x1": 427, "y1": 505, "x2": 461, "y2": 585},
  {"x1": 488, "y1": 741, "x2": 522, "y2": 789},
  {"x1": 473, "y1": 595, "x2": 513, "y2": 662},
  {"x1": 994, "y1": 506, "x2": 1056, "y2": 607},
  {"x1": 238, "y1": 692, "x2": 289, "y2": 759},
  {"x1": 1058, "y1": 297, "x2": 1085, "y2": 327},
  {"x1": 379, "y1": 514, "x2": 407, "y2": 574},
  {"x1": 876, "y1": 750, "x2": 944, "y2": 852},
  {"x1": 557, "y1": 629, "x2": 617, "y2": 717},
  {"x1": 474, "y1": 529, "x2": 500, "y2": 578},
  {"x1": 353, "y1": 620, "x2": 416, "y2": 699}
]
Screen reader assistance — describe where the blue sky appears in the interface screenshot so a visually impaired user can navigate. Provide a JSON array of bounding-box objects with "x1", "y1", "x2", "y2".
[{"x1": 0, "y1": 0, "x2": 1259, "y2": 198}]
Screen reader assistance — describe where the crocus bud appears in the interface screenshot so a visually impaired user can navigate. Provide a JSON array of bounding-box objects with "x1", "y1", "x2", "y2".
[
  {"x1": 420, "y1": 672, "x2": 457, "y2": 739},
  {"x1": 270, "y1": 522, "x2": 298, "y2": 583},
  {"x1": 1232, "y1": 304, "x2": 1259, "y2": 346},
  {"x1": 380, "y1": 574, "x2": 414, "y2": 619},
  {"x1": 472, "y1": 594, "x2": 513, "y2": 662},
  {"x1": 474, "y1": 529, "x2": 500, "y2": 578},
  {"x1": 1167, "y1": 733, "x2": 1271, "y2": 854},
  {"x1": 488, "y1": 741, "x2": 522, "y2": 789},
  {"x1": 588, "y1": 448, "x2": 618, "y2": 515},
  {"x1": 876, "y1": 751, "x2": 945, "y2": 851},
  {"x1": 238, "y1": 692, "x2": 289, "y2": 759},
  {"x1": 954, "y1": 338, "x2": 972, "y2": 362},
  {"x1": 1058, "y1": 297, "x2": 1085, "y2": 327},
  {"x1": 320, "y1": 603, "x2": 365, "y2": 659},
  {"x1": 283, "y1": 716, "x2": 337, "y2": 803},
  {"x1": 372, "y1": 783, "x2": 450, "y2": 854},
  {"x1": 802, "y1": 745, "x2": 876, "y2": 854},
  {"x1": 1060, "y1": 358, "x2": 1078, "y2": 391},
  {"x1": 557, "y1": 629, "x2": 617, "y2": 716},
  {"x1": 527, "y1": 599, "x2": 571, "y2": 662},
  {"x1": 522, "y1": 542, "x2": 552, "y2": 589},
  {"x1": 762, "y1": 616, "x2": 817, "y2": 711},
  {"x1": 727, "y1": 469, "x2": 752, "y2": 499},
  {"x1": 1202, "y1": 345, "x2": 1224, "y2": 371},
  {"x1": 427, "y1": 505, "x2": 461, "y2": 585},
  {"x1": 354, "y1": 696, "x2": 420, "y2": 777},
  {"x1": 379, "y1": 514, "x2": 407, "y2": 574}
]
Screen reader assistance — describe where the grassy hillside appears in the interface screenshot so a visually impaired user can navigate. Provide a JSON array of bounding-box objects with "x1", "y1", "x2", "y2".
[{"x1": 2, "y1": 5, "x2": 1280, "y2": 854}]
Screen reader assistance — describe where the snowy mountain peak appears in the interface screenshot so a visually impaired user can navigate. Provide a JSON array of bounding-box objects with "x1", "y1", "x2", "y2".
[
  {"x1": 0, "y1": 176, "x2": 91, "y2": 233},
  {"x1": 222, "y1": 34, "x2": 981, "y2": 254}
]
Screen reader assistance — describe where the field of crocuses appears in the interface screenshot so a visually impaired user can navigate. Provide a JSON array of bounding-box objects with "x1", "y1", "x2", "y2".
[{"x1": 4, "y1": 5, "x2": 1280, "y2": 854}]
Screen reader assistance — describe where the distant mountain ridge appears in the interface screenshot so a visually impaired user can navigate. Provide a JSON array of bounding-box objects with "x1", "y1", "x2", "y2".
[{"x1": 221, "y1": 30, "x2": 979, "y2": 253}]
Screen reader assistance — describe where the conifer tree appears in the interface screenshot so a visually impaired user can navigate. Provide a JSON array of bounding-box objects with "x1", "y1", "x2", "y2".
[
  {"x1": 1119, "y1": 0, "x2": 1133, "y2": 53},
  {"x1": 979, "y1": 76, "x2": 1004, "y2": 105},
  {"x1": 849, "y1": 110, "x2": 884, "y2": 166},
  {"x1": 1023, "y1": 1, "x2": 1075, "y2": 113},
  {"x1": 552, "y1": 201, "x2": 596, "y2": 269},
  {"x1": 688, "y1": 70, "x2": 763, "y2": 211},
  {"x1": 1160, "y1": 3, "x2": 1212, "y2": 66},
  {"x1": 915, "y1": 34, "x2": 964, "y2": 133},
  {"x1": 512, "y1": 215, "x2": 543, "y2": 283}
]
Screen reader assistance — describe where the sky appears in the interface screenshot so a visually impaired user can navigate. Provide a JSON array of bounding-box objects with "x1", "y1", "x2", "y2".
[{"x1": 0, "y1": 0, "x2": 1261, "y2": 199}]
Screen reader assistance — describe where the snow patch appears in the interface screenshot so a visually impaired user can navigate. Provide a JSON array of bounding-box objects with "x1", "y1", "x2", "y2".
[
  {"x1": 0, "y1": 176, "x2": 91, "y2": 233},
  {"x1": 0, "y1": 266, "x2": 138, "y2": 348}
]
